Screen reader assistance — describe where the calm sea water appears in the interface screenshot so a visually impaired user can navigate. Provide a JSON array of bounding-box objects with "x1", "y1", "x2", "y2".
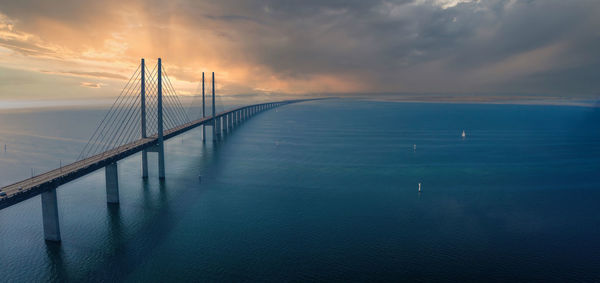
[{"x1": 1, "y1": 99, "x2": 599, "y2": 281}]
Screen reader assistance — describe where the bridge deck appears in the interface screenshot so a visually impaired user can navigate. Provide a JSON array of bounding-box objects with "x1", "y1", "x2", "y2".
[{"x1": 0, "y1": 100, "x2": 306, "y2": 210}]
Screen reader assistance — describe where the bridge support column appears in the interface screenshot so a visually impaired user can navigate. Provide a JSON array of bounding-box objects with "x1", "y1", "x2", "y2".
[
  {"x1": 213, "y1": 118, "x2": 217, "y2": 142},
  {"x1": 41, "y1": 186, "x2": 61, "y2": 242},
  {"x1": 158, "y1": 144, "x2": 166, "y2": 179},
  {"x1": 142, "y1": 150, "x2": 148, "y2": 178},
  {"x1": 216, "y1": 117, "x2": 222, "y2": 139},
  {"x1": 157, "y1": 58, "x2": 166, "y2": 179},
  {"x1": 225, "y1": 114, "x2": 229, "y2": 131},
  {"x1": 105, "y1": 162, "x2": 119, "y2": 203},
  {"x1": 219, "y1": 118, "x2": 223, "y2": 138}
]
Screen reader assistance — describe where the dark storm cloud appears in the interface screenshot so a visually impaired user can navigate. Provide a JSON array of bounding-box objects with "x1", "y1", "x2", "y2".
[{"x1": 178, "y1": 0, "x2": 599, "y2": 95}]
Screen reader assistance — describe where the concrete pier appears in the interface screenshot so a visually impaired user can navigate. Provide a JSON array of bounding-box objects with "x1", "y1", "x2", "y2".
[
  {"x1": 216, "y1": 117, "x2": 222, "y2": 138},
  {"x1": 105, "y1": 162, "x2": 119, "y2": 203},
  {"x1": 41, "y1": 187, "x2": 61, "y2": 242},
  {"x1": 141, "y1": 150, "x2": 148, "y2": 178},
  {"x1": 213, "y1": 119, "x2": 217, "y2": 141}
]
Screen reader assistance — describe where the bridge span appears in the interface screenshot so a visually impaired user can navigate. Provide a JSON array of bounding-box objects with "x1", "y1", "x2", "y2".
[{"x1": 0, "y1": 58, "x2": 314, "y2": 242}]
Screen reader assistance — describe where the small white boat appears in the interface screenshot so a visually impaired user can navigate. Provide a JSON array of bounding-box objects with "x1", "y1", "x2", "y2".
[
  {"x1": 461, "y1": 130, "x2": 466, "y2": 138},
  {"x1": 418, "y1": 183, "x2": 422, "y2": 192}
]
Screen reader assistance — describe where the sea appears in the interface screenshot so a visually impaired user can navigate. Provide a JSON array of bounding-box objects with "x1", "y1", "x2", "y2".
[{"x1": 0, "y1": 99, "x2": 599, "y2": 281}]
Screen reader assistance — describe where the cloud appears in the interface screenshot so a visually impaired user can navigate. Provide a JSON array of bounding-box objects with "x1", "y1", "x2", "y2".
[
  {"x1": 41, "y1": 70, "x2": 128, "y2": 80},
  {"x1": 0, "y1": 0, "x2": 598, "y2": 99},
  {"x1": 79, "y1": 82, "x2": 104, "y2": 88}
]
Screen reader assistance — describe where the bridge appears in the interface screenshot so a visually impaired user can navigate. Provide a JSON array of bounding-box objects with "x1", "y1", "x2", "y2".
[{"x1": 0, "y1": 58, "x2": 312, "y2": 242}]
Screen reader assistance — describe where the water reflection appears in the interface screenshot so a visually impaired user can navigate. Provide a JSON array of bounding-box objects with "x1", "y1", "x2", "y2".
[
  {"x1": 44, "y1": 241, "x2": 69, "y2": 281},
  {"x1": 46, "y1": 132, "x2": 227, "y2": 281},
  {"x1": 106, "y1": 204, "x2": 123, "y2": 254}
]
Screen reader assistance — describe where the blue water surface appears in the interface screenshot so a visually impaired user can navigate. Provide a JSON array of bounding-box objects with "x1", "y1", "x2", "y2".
[{"x1": 1, "y1": 99, "x2": 599, "y2": 281}]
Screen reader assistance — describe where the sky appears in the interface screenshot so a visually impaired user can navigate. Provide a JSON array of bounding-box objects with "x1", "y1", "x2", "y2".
[{"x1": 0, "y1": 0, "x2": 599, "y2": 102}]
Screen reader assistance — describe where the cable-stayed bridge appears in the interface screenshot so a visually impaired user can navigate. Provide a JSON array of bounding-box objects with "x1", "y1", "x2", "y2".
[{"x1": 0, "y1": 58, "x2": 312, "y2": 242}]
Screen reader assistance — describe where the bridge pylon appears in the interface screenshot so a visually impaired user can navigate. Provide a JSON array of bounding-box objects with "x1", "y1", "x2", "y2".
[
  {"x1": 156, "y1": 58, "x2": 166, "y2": 179},
  {"x1": 212, "y1": 72, "x2": 219, "y2": 141},
  {"x1": 202, "y1": 72, "x2": 206, "y2": 142},
  {"x1": 141, "y1": 58, "x2": 149, "y2": 178}
]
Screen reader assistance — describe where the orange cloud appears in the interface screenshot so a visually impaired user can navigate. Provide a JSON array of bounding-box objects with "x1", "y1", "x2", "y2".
[{"x1": 80, "y1": 82, "x2": 104, "y2": 88}]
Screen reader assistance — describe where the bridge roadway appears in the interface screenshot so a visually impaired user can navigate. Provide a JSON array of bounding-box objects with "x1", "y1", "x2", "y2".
[{"x1": 0, "y1": 99, "x2": 307, "y2": 210}]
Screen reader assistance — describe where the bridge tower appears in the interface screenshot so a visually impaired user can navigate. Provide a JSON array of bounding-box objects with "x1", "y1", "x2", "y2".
[
  {"x1": 202, "y1": 72, "x2": 206, "y2": 142},
  {"x1": 142, "y1": 57, "x2": 166, "y2": 178},
  {"x1": 157, "y1": 58, "x2": 166, "y2": 178},
  {"x1": 212, "y1": 72, "x2": 218, "y2": 141},
  {"x1": 141, "y1": 58, "x2": 149, "y2": 178}
]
